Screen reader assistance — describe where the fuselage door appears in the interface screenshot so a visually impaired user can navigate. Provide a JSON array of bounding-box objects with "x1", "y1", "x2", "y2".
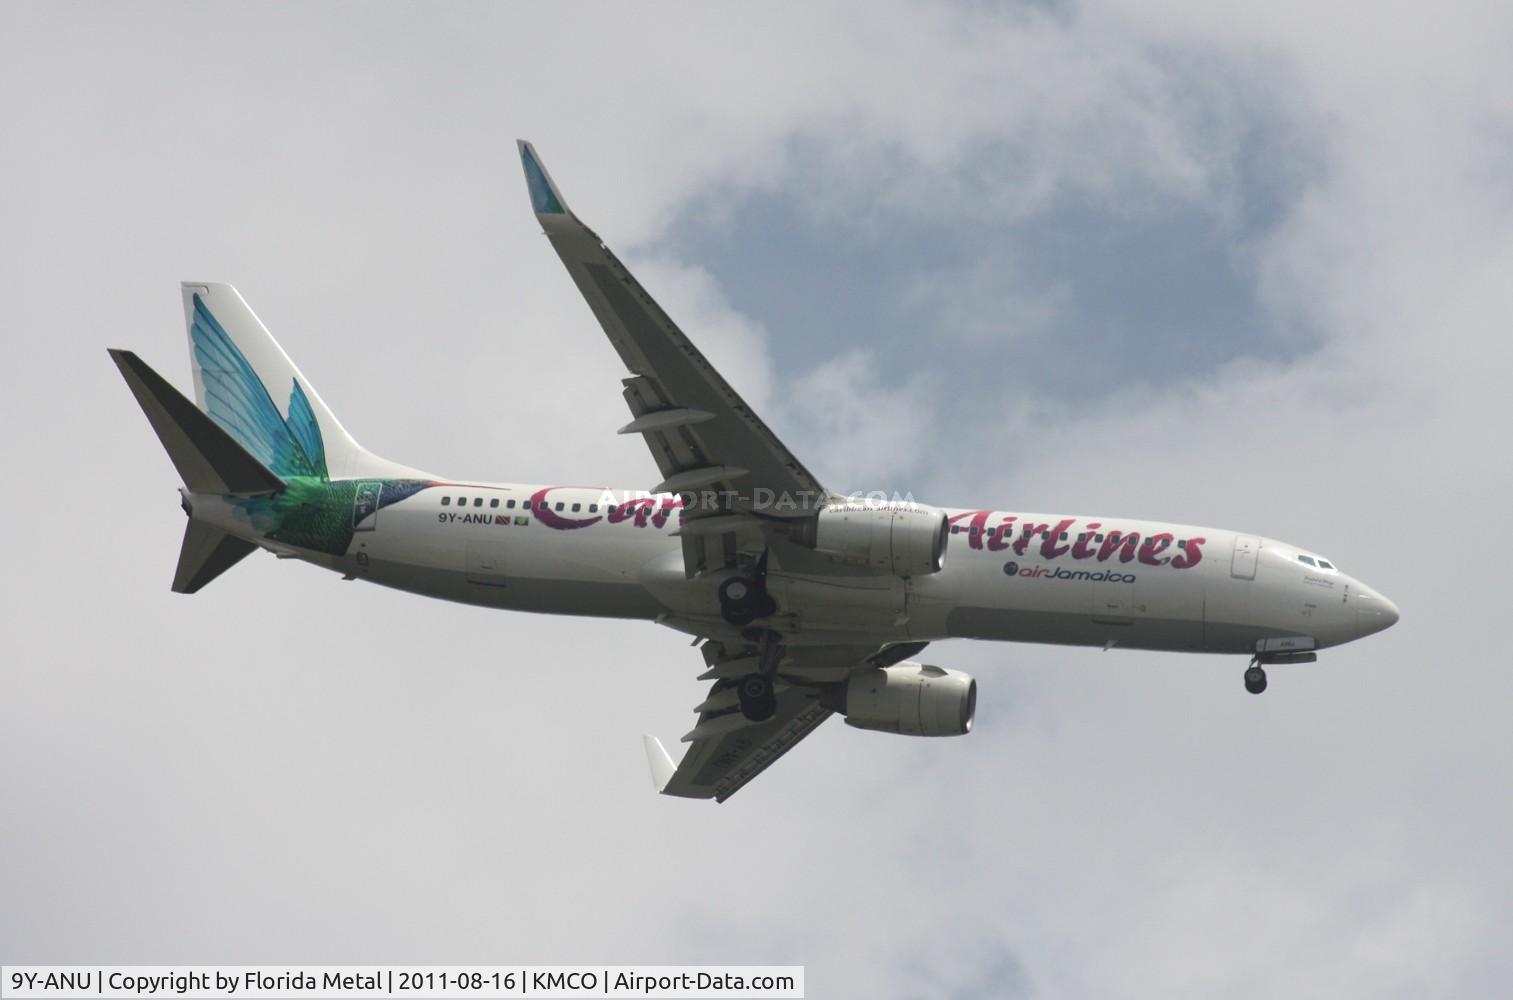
[
  {"x1": 466, "y1": 541, "x2": 509, "y2": 587},
  {"x1": 352, "y1": 481, "x2": 381, "y2": 532},
  {"x1": 1231, "y1": 535, "x2": 1260, "y2": 580}
]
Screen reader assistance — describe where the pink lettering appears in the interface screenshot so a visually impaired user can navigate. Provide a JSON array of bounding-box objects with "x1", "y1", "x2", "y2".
[
  {"x1": 1014, "y1": 522, "x2": 1052, "y2": 557},
  {"x1": 528, "y1": 487, "x2": 604, "y2": 530},
  {"x1": 1098, "y1": 531, "x2": 1141, "y2": 563},
  {"x1": 1072, "y1": 523, "x2": 1101, "y2": 560},
  {"x1": 609, "y1": 497, "x2": 658, "y2": 527},
  {"x1": 1139, "y1": 533, "x2": 1174, "y2": 566},
  {"x1": 1172, "y1": 537, "x2": 1206, "y2": 569},
  {"x1": 948, "y1": 510, "x2": 993, "y2": 550},
  {"x1": 987, "y1": 515, "x2": 1018, "y2": 551},
  {"x1": 1040, "y1": 518, "x2": 1077, "y2": 560}
]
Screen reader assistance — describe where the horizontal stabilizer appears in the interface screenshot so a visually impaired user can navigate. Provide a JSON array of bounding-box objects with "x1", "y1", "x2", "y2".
[
  {"x1": 109, "y1": 349, "x2": 285, "y2": 496},
  {"x1": 173, "y1": 518, "x2": 257, "y2": 594}
]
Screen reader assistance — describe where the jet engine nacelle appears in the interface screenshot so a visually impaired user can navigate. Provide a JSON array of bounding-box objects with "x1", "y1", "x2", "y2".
[
  {"x1": 835, "y1": 662, "x2": 977, "y2": 737},
  {"x1": 797, "y1": 502, "x2": 949, "y2": 577}
]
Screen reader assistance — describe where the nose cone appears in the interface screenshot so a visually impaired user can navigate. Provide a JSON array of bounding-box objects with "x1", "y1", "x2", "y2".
[{"x1": 1356, "y1": 589, "x2": 1400, "y2": 638}]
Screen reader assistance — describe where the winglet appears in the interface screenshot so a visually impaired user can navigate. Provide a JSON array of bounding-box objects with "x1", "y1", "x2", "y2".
[
  {"x1": 642, "y1": 735, "x2": 676, "y2": 794},
  {"x1": 517, "y1": 140, "x2": 570, "y2": 218}
]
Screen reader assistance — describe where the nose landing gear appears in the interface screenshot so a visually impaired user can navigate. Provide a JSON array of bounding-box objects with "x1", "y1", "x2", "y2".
[{"x1": 1244, "y1": 640, "x2": 1318, "y2": 695}]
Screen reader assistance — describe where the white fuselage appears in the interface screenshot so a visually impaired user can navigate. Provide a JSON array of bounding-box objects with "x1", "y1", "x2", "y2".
[{"x1": 197, "y1": 480, "x2": 1399, "y2": 657}]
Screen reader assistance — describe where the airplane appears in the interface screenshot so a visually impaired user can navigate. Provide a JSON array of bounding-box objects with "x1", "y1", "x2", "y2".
[{"x1": 108, "y1": 141, "x2": 1400, "y2": 802}]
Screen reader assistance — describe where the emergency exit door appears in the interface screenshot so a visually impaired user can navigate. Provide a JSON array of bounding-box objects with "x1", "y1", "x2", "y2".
[{"x1": 1231, "y1": 535, "x2": 1260, "y2": 580}]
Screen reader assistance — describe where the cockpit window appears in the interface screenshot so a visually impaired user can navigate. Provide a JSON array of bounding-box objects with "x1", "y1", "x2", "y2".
[
  {"x1": 1318, "y1": 559, "x2": 1335, "y2": 570},
  {"x1": 1298, "y1": 555, "x2": 1317, "y2": 567}
]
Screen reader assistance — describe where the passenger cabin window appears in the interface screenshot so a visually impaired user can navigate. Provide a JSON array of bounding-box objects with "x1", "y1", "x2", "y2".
[
  {"x1": 589, "y1": 504, "x2": 599, "y2": 513},
  {"x1": 506, "y1": 499, "x2": 516, "y2": 509},
  {"x1": 457, "y1": 496, "x2": 467, "y2": 505},
  {"x1": 473, "y1": 498, "x2": 482, "y2": 507},
  {"x1": 554, "y1": 502, "x2": 564, "y2": 512},
  {"x1": 441, "y1": 497, "x2": 451, "y2": 506},
  {"x1": 490, "y1": 498, "x2": 499, "y2": 508},
  {"x1": 572, "y1": 503, "x2": 581, "y2": 512}
]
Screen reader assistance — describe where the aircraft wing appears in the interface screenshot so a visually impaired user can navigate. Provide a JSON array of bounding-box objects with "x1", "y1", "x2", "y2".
[
  {"x1": 517, "y1": 141, "x2": 834, "y2": 576},
  {"x1": 640, "y1": 639, "x2": 928, "y2": 802},
  {"x1": 647, "y1": 682, "x2": 832, "y2": 803},
  {"x1": 643, "y1": 640, "x2": 839, "y2": 802}
]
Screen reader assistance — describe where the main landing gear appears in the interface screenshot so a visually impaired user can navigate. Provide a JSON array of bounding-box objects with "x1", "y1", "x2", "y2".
[
  {"x1": 1244, "y1": 661, "x2": 1268, "y2": 695},
  {"x1": 718, "y1": 552, "x2": 778, "y2": 626},
  {"x1": 736, "y1": 630, "x2": 782, "y2": 723}
]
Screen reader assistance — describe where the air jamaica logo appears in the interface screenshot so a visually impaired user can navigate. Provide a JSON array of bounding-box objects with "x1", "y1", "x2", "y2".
[{"x1": 1004, "y1": 561, "x2": 1136, "y2": 584}]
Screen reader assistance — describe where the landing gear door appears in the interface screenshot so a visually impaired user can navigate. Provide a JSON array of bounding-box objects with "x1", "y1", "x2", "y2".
[
  {"x1": 352, "y1": 481, "x2": 381, "y2": 532},
  {"x1": 1231, "y1": 535, "x2": 1260, "y2": 580}
]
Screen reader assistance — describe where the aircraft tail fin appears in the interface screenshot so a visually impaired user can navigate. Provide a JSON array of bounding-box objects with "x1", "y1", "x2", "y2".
[
  {"x1": 109, "y1": 348, "x2": 286, "y2": 496},
  {"x1": 172, "y1": 519, "x2": 258, "y2": 594},
  {"x1": 179, "y1": 283, "x2": 427, "y2": 482}
]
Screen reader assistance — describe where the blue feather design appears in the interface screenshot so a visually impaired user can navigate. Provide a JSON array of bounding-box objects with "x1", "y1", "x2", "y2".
[
  {"x1": 285, "y1": 380, "x2": 325, "y2": 474},
  {"x1": 190, "y1": 293, "x2": 328, "y2": 480}
]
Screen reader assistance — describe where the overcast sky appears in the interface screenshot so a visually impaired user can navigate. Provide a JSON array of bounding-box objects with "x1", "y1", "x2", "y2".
[{"x1": 3, "y1": 2, "x2": 1511, "y2": 996}]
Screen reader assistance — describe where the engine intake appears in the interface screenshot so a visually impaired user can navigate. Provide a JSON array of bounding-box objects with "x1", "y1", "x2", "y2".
[
  {"x1": 796, "y1": 502, "x2": 949, "y2": 577},
  {"x1": 828, "y1": 662, "x2": 976, "y2": 737}
]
